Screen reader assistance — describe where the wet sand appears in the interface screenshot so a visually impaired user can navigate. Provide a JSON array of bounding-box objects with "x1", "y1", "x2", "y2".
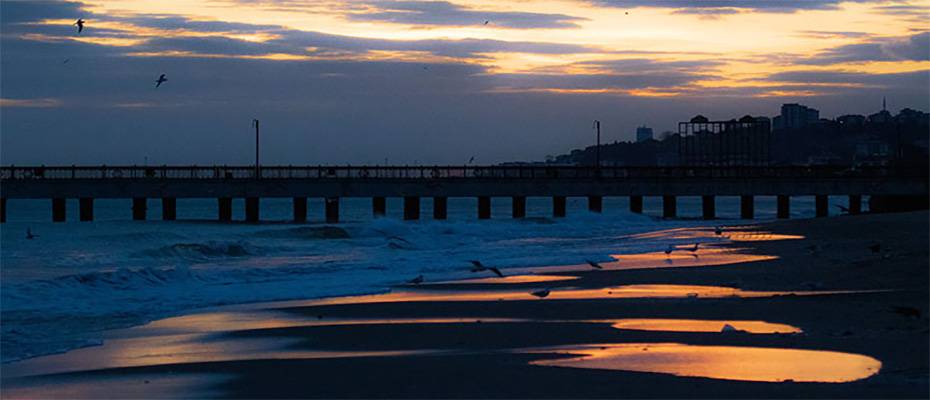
[{"x1": 2, "y1": 211, "x2": 928, "y2": 398}]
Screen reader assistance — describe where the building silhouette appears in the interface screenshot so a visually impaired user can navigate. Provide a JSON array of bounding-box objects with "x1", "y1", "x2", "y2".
[
  {"x1": 773, "y1": 103, "x2": 819, "y2": 130},
  {"x1": 677, "y1": 115, "x2": 771, "y2": 166},
  {"x1": 635, "y1": 126, "x2": 654, "y2": 142}
]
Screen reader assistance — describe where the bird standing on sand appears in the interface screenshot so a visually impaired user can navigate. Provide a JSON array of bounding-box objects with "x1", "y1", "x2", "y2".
[
  {"x1": 531, "y1": 289, "x2": 550, "y2": 298},
  {"x1": 714, "y1": 226, "x2": 723, "y2": 236},
  {"x1": 585, "y1": 259, "x2": 603, "y2": 269},
  {"x1": 664, "y1": 245, "x2": 675, "y2": 256},
  {"x1": 155, "y1": 74, "x2": 167, "y2": 88},
  {"x1": 408, "y1": 275, "x2": 424, "y2": 285},
  {"x1": 687, "y1": 243, "x2": 699, "y2": 252},
  {"x1": 483, "y1": 20, "x2": 489, "y2": 25},
  {"x1": 26, "y1": 228, "x2": 38, "y2": 240},
  {"x1": 75, "y1": 19, "x2": 85, "y2": 33}
]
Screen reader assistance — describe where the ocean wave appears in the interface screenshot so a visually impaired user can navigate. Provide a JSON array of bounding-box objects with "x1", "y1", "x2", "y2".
[{"x1": 136, "y1": 241, "x2": 265, "y2": 260}]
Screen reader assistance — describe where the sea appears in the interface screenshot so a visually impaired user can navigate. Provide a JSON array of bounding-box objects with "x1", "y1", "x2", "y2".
[{"x1": 0, "y1": 195, "x2": 857, "y2": 363}]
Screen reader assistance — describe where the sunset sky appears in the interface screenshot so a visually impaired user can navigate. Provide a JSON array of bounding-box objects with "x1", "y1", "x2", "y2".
[{"x1": 2, "y1": 0, "x2": 928, "y2": 164}]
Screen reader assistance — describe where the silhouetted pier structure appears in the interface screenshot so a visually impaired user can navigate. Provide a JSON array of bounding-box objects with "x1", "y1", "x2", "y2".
[{"x1": 0, "y1": 165, "x2": 926, "y2": 223}]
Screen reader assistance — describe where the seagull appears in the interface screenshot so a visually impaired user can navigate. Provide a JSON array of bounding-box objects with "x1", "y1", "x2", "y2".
[
  {"x1": 585, "y1": 259, "x2": 603, "y2": 269},
  {"x1": 835, "y1": 204, "x2": 850, "y2": 214},
  {"x1": 469, "y1": 260, "x2": 504, "y2": 277},
  {"x1": 530, "y1": 289, "x2": 550, "y2": 298},
  {"x1": 664, "y1": 244, "x2": 675, "y2": 256},
  {"x1": 75, "y1": 19, "x2": 85, "y2": 33},
  {"x1": 468, "y1": 156, "x2": 475, "y2": 164},
  {"x1": 155, "y1": 74, "x2": 167, "y2": 88},
  {"x1": 483, "y1": 20, "x2": 489, "y2": 25},
  {"x1": 62, "y1": 58, "x2": 70, "y2": 64},
  {"x1": 714, "y1": 226, "x2": 723, "y2": 236},
  {"x1": 687, "y1": 243, "x2": 699, "y2": 252},
  {"x1": 26, "y1": 228, "x2": 38, "y2": 240},
  {"x1": 408, "y1": 275, "x2": 424, "y2": 285}
]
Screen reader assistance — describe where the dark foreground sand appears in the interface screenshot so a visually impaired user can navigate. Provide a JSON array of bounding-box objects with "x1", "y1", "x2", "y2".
[{"x1": 2, "y1": 212, "x2": 928, "y2": 398}]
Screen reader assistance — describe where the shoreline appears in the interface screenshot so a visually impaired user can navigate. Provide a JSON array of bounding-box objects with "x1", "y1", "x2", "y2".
[{"x1": 2, "y1": 212, "x2": 928, "y2": 398}]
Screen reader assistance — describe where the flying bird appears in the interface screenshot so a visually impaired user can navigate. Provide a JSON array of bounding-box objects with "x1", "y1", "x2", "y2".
[
  {"x1": 470, "y1": 260, "x2": 504, "y2": 277},
  {"x1": 26, "y1": 228, "x2": 38, "y2": 240},
  {"x1": 408, "y1": 275, "x2": 424, "y2": 285},
  {"x1": 530, "y1": 289, "x2": 550, "y2": 298},
  {"x1": 468, "y1": 156, "x2": 475, "y2": 164},
  {"x1": 835, "y1": 204, "x2": 850, "y2": 214},
  {"x1": 62, "y1": 58, "x2": 70, "y2": 64},
  {"x1": 75, "y1": 19, "x2": 85, "y2": 33},
  {"x1": 155, "y1": 74, "x2": 167, "y2": 88},
  {"x1": 585, "y1": 259, "x2": 603, "y2": 269}
]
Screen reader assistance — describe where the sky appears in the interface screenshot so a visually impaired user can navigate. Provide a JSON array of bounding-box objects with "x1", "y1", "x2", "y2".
[{"x1": 1, "y1": 0, "x2": 928, "y2": 165}]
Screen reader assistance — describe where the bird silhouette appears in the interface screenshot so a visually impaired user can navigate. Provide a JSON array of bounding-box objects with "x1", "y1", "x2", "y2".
[
  {"x1": 408, "y1": 275, "x2": 424, "y2": 285},
  {"x1": 483, "y1": 20, "x2": 489, "y2": 25},
  {"x1": 155, "y1": 74, "x2": 167, "y2": 88},
  {"x1": 75, "y1": 19, "x2": 85, "y2": 33},
  {"x1": 530, "y1": 289, "x2": 550, "y2": 298},
  {"x1": 469, "y1": 260, "x2": 504, "y2": 277},
  {"x1": 468, "y1": 156, "x2": 475, "y2": 164},
  {"x1": 26, "y1": 228, "x2": 38, "y2": 240},
  {"x1": 664, "y1": 244, "x2": 675, "y2": 256},
  {"x1": 585, "y1": 259, "x2": 603, "y2": 269},
  {"x1": 62, "y1": 58, "x2": 70, "y2": 64},
  {"x1": 687, "y1": 243, "x2": 699, "y2": 252},
  {"x1": 714, "y1": 226, "x2": 723, "y2": 235},
  {"x1": 835, "y1": 204, "x2": 850, "y2": 214}
]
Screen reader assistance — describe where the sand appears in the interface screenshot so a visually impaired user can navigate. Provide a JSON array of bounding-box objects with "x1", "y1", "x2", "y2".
[{"x1": 2, "y1": 211, "x2": 928, "y2": 398}]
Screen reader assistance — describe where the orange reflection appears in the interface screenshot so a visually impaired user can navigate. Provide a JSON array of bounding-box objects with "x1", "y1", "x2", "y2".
[
  {"x1": 293, "y1": 284, "x2": 861, "y2": 307},
  {"x1": 607, "y1": 319, "x2": 801, "y2": 334},
  {"x1": 430, "y1": 275, "x2": 578, "y2": 285},
  {"x1": 529, "y1": 343, "x2": 881, "y2": 383}
]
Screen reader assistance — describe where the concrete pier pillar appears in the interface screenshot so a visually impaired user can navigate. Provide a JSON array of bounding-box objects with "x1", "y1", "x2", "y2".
[
  {"x1": 512, "y1": 196, "x2": 526, "y2": 219},
  {"x1": 478, "y1": 196, "x2": 491, "y2": 219},
  {"x1": 588, "y1": 196, "x2": 602, "y2": 213},
  {"x1": 293, "y1": 197, "x2": 307, "y2": 223},
  {"x1": 403, "y1": 196, "x2": 420, "y2": 220},
  {"x1": 162, "y1": 198, "x2": 176, "y2": 221},
  {"x1": 372, "y1": 197, "x2": 386, "y2": 218},
  {"x1": 245, "y1": 197, "x2": 260, "y2": 223},
  {"x1": 433, "y1": 197, "x2": 448, "y2": 220},
  {"x1": 815, "y1": 195, "x2": 829, "y2": 217},
  {"x1": 776, "y1": 195, "x2": 790, "y2": 219},
  {"x1": 325, "y1": 197, "x2": 340, "y2": 224},
  {"x1": 740, "y1": 195, "x2": 754, "y2": 219},
  {"x1": 79, "y1": 198, "x2": 94, "y2": 222},
  {"x1": 663, "y1": 195, "x2": 677, "y2": 218},
  {"x1": 848, "y1": 195, "x2": 862, "y2": 214},
  {"x1": 0, "y1": 198, "x2": 6, "y2": 223},
  {"x1": 52, "y1": 198, "x2": 66, "y2": 222},
  {"x1": 702, "y1": 195, "x2": 715, "y2": 220},
  {"x1": 629, "y1": 195, "x2": 643, "y2": 214},
  {"x1": 218, "y1": 197, "x2": 233, "y2": 221},
  {"x1": 132, "y1": 198, "x2": 147, "y2": 221},
  {"x1": 553, "y1": 196, "x2": 566, "y2": 218}
]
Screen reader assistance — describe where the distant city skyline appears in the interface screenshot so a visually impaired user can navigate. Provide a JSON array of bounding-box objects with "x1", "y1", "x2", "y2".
[{"x1": 1, "y1": 0, "x2": 928, "y2": 165}]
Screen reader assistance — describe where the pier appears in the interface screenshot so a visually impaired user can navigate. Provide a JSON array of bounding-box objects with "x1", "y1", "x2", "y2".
[{"x1": 0, "y1": 165, "x2": 926, "y2": 223}]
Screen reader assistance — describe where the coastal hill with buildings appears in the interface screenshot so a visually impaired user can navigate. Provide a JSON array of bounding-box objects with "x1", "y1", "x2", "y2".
[{"x1": 541, "y1": 102, "x2": 929, "y2": 168}]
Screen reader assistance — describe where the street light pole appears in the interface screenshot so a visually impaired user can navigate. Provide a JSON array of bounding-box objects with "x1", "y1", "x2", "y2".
[
  {"x1": 252, "y1": 119, "x2": 260, "y2": 179},
  {"x1": 593, "y1": 119, "x2": 601, "y2": 174}
]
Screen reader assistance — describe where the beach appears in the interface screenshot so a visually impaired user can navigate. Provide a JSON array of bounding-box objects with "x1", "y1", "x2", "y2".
[{"x1": 2, "y1": 211, "x2": 928, "y2": 398}]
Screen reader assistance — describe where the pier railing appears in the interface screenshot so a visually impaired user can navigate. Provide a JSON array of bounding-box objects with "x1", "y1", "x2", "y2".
[{"x1": 0, "y1": 165, "x2": 919, "y2": 181}]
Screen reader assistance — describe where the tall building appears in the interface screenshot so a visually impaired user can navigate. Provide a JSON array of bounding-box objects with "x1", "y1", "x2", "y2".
[
  {"x1": 635, "y1": 126, "x2": 654, "y2": 142},
  {"x1": 772, "y1": 103, "x2": 819, "y2": 130}
]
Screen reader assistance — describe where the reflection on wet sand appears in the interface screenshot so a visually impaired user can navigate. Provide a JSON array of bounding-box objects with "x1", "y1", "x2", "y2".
[
  {"x1": 529, "y1": 343, "x2": 881, "y2": 383},
  {"x1": 629, "y1": 227, "x2": 804, "y2": 242},
  {"x1": 430, "y1": 275, "x2": 578, "y2": 285},
  {"x1": 607, "y1": 319, "x2": 801, "y2": 334},
  {"x1": 293, "y1": 284, "x2": 865, "y2": 307}
]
